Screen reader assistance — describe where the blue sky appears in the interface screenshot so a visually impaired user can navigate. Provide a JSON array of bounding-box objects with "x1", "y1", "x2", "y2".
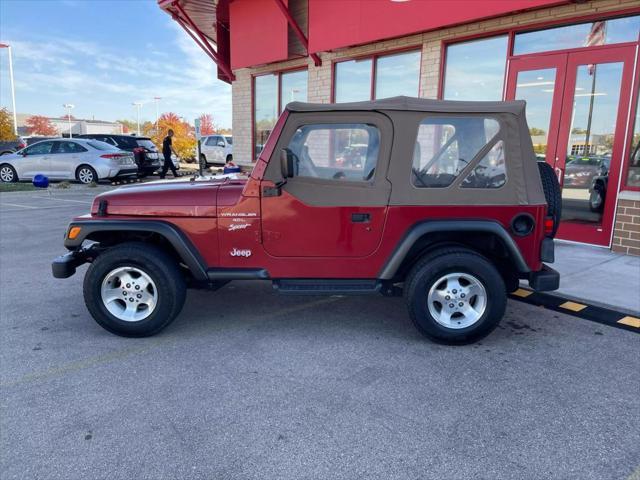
[{"x1": 0, "y1": 0, "x2": 232, "y2": 127}]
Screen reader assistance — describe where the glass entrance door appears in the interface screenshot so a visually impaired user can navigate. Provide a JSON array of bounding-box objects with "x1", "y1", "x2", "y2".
[{"x1": 506, "y1": 45, "x2": 636, "y2": 246}]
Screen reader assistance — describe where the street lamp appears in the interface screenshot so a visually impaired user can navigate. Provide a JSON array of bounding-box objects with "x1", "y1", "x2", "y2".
[
  {"x1": 0, "y1": 43, "x2": 18, "y2": 136},
  {"x1": 63, "y1": 103, "x2": 75, "y2": 138},
  {"x1": 132, "y1": 102, "x2": 143, "y2": 136},
  {"x1": 153, "y1": 96, "x2": 161, "y2": 135}
]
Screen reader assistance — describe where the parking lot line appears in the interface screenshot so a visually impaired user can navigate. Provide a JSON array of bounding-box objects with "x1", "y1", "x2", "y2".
[
  {"x1": 0, "y1": 202, "x2": 38, "y2": 209},
  {"x1": 32, "y1": 196, "x2": 92, "y2": 204},
  {"x1": 0, "y1": 296, "x2": 342, "y2": 389}
]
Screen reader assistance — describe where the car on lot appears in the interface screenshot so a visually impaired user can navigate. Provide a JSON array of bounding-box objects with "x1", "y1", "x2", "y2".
[
  {"x1": 200, "y1": 134, "x2": 233, "y2": 165},
  {"x1": 0, "y1": 136, "x2": 27, "y2": 156},
  {"x1": 0, "y1": 138, "x2": 137, "y2": 184},
  {"x1": 52, "y1": 96, "x2": 561, "y2": 344},
  {"x1": 76, "y1": 134, "x2": 167, "y2": 177},
  {"x1": 563, "y1": 154, "x2": 610, "y2": 188}
]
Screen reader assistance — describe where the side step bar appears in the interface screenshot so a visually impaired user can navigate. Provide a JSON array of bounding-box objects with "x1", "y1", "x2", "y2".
[{"x1": 273, "y1": 279, "x2": 382, "y2": 295}]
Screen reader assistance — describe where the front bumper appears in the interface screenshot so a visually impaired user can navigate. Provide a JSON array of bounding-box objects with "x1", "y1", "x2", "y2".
[
  {"x1": 51, "y1": 245, "x2": 98, "y2": 278},
  {"x1": 528, "y1": 264, "x2": 560, "y2": 292}
]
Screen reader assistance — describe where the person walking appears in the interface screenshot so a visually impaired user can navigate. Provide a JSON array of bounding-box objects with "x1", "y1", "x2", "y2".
[{"x1": 160, "y1": 129, "x2": 180, "y2": 179}]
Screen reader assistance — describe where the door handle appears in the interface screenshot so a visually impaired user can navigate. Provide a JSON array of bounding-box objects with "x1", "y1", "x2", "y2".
[{"x1": 351, "y1": 213, "x2": 371, "y2": 223}]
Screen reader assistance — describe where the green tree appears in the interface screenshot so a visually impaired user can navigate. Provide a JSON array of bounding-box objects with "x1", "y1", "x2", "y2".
[
  {"x1": 0, "y1": 108, "x2": 17, "y2": 141},
  {"x1": 529, "y1": 127, "x2": 546, "y2": 136}
]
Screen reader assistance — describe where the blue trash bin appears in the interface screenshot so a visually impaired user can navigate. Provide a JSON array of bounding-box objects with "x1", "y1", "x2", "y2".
[
  {"x1": 33, "y1": 174, "x2": 49, "y2": 189},
  {"x1": 223, "y1": 165, "x2": 241, "y2": 174}
]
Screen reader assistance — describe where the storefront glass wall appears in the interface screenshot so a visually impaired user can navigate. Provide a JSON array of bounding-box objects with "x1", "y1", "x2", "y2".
[
  {"x1": 254, "y1": 70, "x2": 308, "y2": 159},
  {"x1": 443, "y1": 36, "x2": 508, "y2": 100},
  {"x1": 334, "y1": 50, "x2": 421, "y2": 103}
]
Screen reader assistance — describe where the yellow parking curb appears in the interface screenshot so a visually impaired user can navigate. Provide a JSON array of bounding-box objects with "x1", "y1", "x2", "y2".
[
  {"x1": 617, "y1": 316, "x2": 640, "y2": 329},
  {"x1": 559, "y1": 301, "x2": 587, "y2": 312},
  {"x1": 512, "y1": 288, "x2": 533, "y2": 298}
]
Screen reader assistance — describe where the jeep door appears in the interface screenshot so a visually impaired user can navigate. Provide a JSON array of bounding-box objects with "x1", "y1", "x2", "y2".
[{"x1": 260, "y1": 113, "x2": 392, "y2": 257}]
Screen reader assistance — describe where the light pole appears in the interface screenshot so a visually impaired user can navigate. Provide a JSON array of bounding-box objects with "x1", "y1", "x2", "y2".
[
  {"x1": 63, "y1": 103, "x2": 75, "y2": 138},
  {"x1": 132, "y1": 102, "x2": 143, "y2": 136},
  {"x1": 0, "y1": 43, "x2": 18, "y2": 136},
  {"x1": 153, "y1": 96, "x2": 161, "y2": 135}
]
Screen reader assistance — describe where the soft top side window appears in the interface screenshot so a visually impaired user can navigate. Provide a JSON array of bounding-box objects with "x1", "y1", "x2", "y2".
[
  {"x1": 286, "y1": 123, "x2": 380, "y2": 182},
  {"x1": 411, "y1": 116, "x2": 500, "y2": 188}
]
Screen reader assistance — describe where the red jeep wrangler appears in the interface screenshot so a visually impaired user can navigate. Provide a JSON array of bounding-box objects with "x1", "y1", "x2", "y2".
[{"x1": 52, "y1": 97, "x2": 561, "y2": 344}]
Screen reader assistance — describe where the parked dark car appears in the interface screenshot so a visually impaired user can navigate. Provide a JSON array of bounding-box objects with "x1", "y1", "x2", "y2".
[
  {"x1": 26, "y1": 136, "x2": 57, "y2": 146},
  {"x1": 76, "y1": 134, "x2": 162, "y2": 177},
  {"x1": 0, "y1": 136, "x2": 27, "y2": 156},
  {"x1": 563, "y1": 155, "x2": 610, "y2": 189}
]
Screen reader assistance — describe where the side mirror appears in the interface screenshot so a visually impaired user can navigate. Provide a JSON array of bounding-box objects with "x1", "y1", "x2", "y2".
[
  {"x1": 217, "y1": 141, "x2": 225, "y2": 147},
  {"x1": 280, "y1": 148, "x2": 295, "y2": 179}
]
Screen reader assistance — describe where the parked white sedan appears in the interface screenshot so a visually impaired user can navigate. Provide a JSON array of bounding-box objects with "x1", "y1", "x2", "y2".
[{"x1": 0, "y1": 138, "x2": 138, "y2": 184}]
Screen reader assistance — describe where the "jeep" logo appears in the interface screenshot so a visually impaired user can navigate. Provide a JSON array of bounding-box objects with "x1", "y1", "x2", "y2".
[{"x1": 230, "y1": 248, "x2": 252, "y2": 258}]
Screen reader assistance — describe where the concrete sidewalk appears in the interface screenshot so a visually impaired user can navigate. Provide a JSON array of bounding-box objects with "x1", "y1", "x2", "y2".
[{"x1": 550, "y1": 241, "x2": 640, "y2": 315}]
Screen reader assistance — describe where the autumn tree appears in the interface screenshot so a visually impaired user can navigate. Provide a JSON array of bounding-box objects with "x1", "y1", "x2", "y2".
[
  {"x1": 25, "y1": 115, "x2": 57, "y2": 136},
  {"x1": 147, "y1": 112, "x2": 195, "y2": 160},
  {"x1": 0, "y1": 108, "x2": 17, "y2": 141},
  {"x1": 197, "y1": 114, "x2": 218, "y2": 136}
]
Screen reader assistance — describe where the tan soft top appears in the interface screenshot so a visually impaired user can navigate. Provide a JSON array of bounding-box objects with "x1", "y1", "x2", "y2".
[{"x1": 286, "y1": 96, "x2": 527, "y2": 115}]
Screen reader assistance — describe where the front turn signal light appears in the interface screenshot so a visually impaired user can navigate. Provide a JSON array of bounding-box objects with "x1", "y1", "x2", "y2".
[{"x1": 68, "y1": 226, "x2": 82, "y2": 240}]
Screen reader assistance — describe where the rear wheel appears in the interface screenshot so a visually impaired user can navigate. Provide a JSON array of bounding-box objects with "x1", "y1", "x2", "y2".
[
  {"x1": 76, "y1": 165, "x2": 97, "y2": 184},
  {"x1": 226, "y1": 154, "x2": 233, "y2": 163},
  {"x1": 0, "y1": 164, "x2": 17, "y2": 182},
  {"x1": 200, "y1": 153, "x2": 208, "y2": 166},
  {"x1": 83, "y1": 242, "x2": 186, "y2": 337},
  {"x1": 405, "y1": 248, "x2": 506, "y2": 344},
  {"x1": 537, "y1": 161, "x2": 562, "y2": 237}
]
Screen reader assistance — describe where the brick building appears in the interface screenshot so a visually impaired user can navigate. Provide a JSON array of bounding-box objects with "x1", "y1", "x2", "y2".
[{"x1": 160, "y1": 0, "x2": 640, "y2": 255}]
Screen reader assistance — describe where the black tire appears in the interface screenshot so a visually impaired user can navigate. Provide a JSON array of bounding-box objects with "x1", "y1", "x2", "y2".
[
  {"x1": 226, "y1": 154, "x2": 233, "y2": 163},
  {"x1": 537, "y1": 161, "x2": 562, "y2": 237},
  {"x1": 76, "y1": 165, "x2": 98, "y2": 184},
  {"x1": 404, "y1": 248, "x2": 506, "y2": 345},
  {"x1": 589, "y1": 184, "x2": 605, "y2": 212},
  {"x1": 83, "y1": 242, "x2": 186, "y2": 337},
  {"x1": 200, "y1": 153, "x2": 208, "y2": 166},
  {"x1": 0, "y1": 163, "x2": 18, "y2": 183}
]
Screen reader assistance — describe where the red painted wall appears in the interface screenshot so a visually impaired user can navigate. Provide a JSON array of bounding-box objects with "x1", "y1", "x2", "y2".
[
  {"x1": 308, "y1": 0, "x2": 570, "y2": 53},
  {"x1": 229, "y1": 0, "x2": 289, "y2": 70}
]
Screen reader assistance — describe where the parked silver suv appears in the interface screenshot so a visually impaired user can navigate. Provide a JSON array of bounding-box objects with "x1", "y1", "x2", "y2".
[{"x1": 0, "y1": 138, "x2": 137, "y2": 184}]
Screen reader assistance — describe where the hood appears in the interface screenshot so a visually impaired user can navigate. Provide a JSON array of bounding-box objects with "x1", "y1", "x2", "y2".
[{"x1": 91, "y1": 177, "x2": 247, "y2": 217}]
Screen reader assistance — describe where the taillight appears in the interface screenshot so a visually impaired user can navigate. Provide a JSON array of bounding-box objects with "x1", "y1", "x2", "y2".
[
  {"x1": 100, "y1": 153, "x2": 123, "y2": 159},
  {"x1": 544, "y1": 217, "x2": 554, "y2": 236}
]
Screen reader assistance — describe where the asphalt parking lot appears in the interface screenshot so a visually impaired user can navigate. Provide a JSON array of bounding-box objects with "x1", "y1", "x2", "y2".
[{"x1": 1, "y1": 188, "x2": 639, "y2": 480}]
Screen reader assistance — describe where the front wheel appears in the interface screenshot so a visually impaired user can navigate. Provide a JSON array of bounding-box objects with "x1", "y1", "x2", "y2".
[
  {"x1": 0, "y1": 164, "x2": 18, "y2": 182},
  {"x1": 83, "y1": 242, "x2": 186, "y2": 337},
  {"x1": 405, "y1": 248, "x2": 506, "y2": 344}
]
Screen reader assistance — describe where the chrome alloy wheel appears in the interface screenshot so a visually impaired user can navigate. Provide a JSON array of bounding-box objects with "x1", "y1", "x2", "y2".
[
  {"x1": 100, "y1": 266, "x2": 158, "y2": 322},
  {"x1": 427, "y1": 273, "x2": 487, "y2": 329},
  {"x1": 0, "y1": 166, "x2": 15, "y2": 182},
  {"x1": 78, "y1": 167, "x2": 95, "y2": 184}
]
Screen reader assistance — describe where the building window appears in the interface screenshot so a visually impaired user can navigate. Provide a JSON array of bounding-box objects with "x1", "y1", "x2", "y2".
[
  {"x1": 514, "y1": 15, "x2": 640, "y2": 56},
  {"x1": 254, "y1": 69, "x2": 308, "y2": 160},
  {"x1": 626, "y1": 89, "x2": 640, "y2": 189},
  {"x1": 443, "y1": 36, "x2": 508, "y2": 101},
  {"x1": 334, "y1": 49, "x2": 421, "y2": 103}
]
